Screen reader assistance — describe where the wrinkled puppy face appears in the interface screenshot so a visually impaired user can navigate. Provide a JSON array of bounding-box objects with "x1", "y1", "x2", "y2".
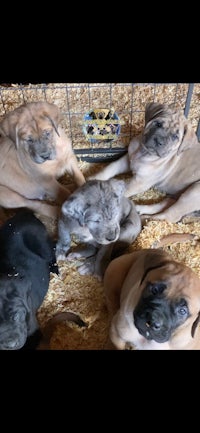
[
  {"x1": 0, "y1": 293, "x2": 28, "y2": 350},
  {"x1": 84, "y1": 208, "x2": 121, "y2": 245},
  {"x1": 134, "y1": 283, "x2": 189, "y2": 343},
  {"x1": 67, "y1": 179, "x2": 125, "y2": 245},
  {"x1": 133, "y1": 261, "x2": 193, "y2": 343},
  {"x1": 141, "y1": 102, "x2": 186, "y2": 158},
  {"x1": 83, "y1": 179, "x2": 126, "y2": 244},
  {"x1": 15, "y1": 102, "x2": 61, "y2": 164}
]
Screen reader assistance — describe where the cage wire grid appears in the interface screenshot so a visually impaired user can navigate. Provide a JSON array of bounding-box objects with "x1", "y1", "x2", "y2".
[{"x1": 0, "y1": 83, "x2": 199, "y2": 162}]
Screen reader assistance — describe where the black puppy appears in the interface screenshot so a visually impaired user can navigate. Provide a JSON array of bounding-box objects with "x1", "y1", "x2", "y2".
[{"x1": 0, "y1": 209, "x2": 58, "y2": 350}]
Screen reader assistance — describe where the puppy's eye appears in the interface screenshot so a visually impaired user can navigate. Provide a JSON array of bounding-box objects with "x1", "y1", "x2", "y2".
[
  {"x1": 177, "y1": 300, "x2": 188, "y2": 315},
  {"x1": 176, "y1": 299, "x2": 188, "y2": 316},
  {"x1": 27, "y1": 137, "x2": 34, "y2": 143},
  {"x1": 178, "y1": 307, "x2": 187, "y2": 315},
  {"x1": 87, "y1": 219, "x2": 100, "y2": 223},
  {"x1": 155, "y1": 121, "x2": 162, "y2": 128},
  {"x1": 171, "y1": 133, "x2": 179, "y2": 141},
  {"x1": 43, "y1": 130, "x2": 51, "y2": 138},
  {"x1": 9, "y1": 312, "x2": 19, "y2": 321}
]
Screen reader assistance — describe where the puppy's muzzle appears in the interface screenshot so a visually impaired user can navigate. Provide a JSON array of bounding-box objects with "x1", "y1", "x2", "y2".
[
  {"x1": 34, "y1": 149, "x2": 56, "y2": 164},
  {"x1": 0, "y1": 330, "x2": 26, "y2": 350},
  {"x1": 134, "y1": 298, "x2": 172, "y2": 343}
]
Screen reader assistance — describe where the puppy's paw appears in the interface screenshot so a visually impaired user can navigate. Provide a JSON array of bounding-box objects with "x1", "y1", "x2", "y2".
[
  {"x1": 66, "y1": 251, "x2": 84, "y2": 261},
  {"x1": 77, "y1": 257, "x2": 96, "y2": 276},
  {"x1": 56, "y1": 253, "x2": 66, "y2": 261},
  {"x1": 140, "y1": 214, "x2": 152, "y2": 225}
]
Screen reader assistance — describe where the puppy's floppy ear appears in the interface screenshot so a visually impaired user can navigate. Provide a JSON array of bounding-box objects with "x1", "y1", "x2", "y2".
[
  {"x1": 177, "y1": 116, "x2": 198, "y2": 154},
  {"x1": 109, "y1": 178, "x2": 126, "y2": 197},
  {"x1": 142, "y1": 249, "x2": 171, "y2": 283},
  {"x1": 0, "y1": 109, "x2": 22, "y2": 143},
  {"x1": 15, "y1": 124, "x2": 20, "y2": 148},
  {"x1": 0, "y1": 125, "x2": 6, "y2": 138},
  {"x1": 145, "y1": 102, "x2": 168, "y2": 125},
  {"x1": 61, "y1": 195, "x2": 85, "y2": 226},
  {"x1": 191, "y1": 311, "x2": 200, "y2": 338},
  {"x1": 42, "y1": 103, "x2": 61, "y2": 137}
]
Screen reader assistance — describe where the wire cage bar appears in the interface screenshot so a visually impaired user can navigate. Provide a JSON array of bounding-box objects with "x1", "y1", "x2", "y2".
[{"x1": 0, "y1": 83, "x2": 199, "y2": 162}]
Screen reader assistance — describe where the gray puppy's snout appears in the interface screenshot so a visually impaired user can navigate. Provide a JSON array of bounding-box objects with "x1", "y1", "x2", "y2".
[
  {"x1": 105, "y1": 228, "x2": 118, "y2": 242},
  {"x1": 105, "y1": 233, "x2": 117, "y2": 242}
]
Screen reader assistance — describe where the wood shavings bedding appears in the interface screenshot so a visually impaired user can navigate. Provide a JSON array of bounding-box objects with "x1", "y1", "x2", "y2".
[
  {"x1": 35, "y1": 161, "x2": 200, "y2": 349},
  {"x1": 0, "y1": 81, "x2": 200, "y2": 349},
  {"x1": 1, "y1": 159, "x2": 200, "y2": 349}
]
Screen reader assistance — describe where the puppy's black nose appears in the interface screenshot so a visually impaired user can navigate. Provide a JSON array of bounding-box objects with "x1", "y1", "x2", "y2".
[
  {"x1": 146, "y1": 312, "x2": 163, "y2": 331},
  {"x1": 106, "y1": 235, "x2": 117, "y2": 242},
  {"x1": 154, "y1": 137, "x2": 163, "y2": 147},
  {"x1": 41, "y1": 153, "x2": 51, "y2": 161}
]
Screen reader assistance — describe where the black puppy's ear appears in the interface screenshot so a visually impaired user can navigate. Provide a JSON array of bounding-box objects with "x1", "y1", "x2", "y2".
[
  {"x1": 145, "y1": 102, "x2": 168, "y2": 125},
  {"x1": 191, "y1": 311, "x2": 200, "y2": 338}
]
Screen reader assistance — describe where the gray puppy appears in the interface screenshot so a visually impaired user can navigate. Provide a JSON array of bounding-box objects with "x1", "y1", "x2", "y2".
[{"x1": 56, "y1": 179, "x2": 141, "y2": 280}]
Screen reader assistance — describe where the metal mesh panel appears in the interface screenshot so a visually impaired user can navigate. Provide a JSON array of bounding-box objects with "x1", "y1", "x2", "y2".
[{"x1": 0, "y1": 83, "x2": 199, "y2": 162}]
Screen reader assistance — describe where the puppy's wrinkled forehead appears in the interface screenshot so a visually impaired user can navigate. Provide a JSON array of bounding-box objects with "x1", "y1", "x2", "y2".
[
  {"x1": 76, "y1": 180, "x2": 122, "y2": 220},
  {"x1": 18, "y1": 108, "x2": 53, "y2": 139},
  {"x1": 145, "y1": 102, "x2": 184, "y2": 132}
]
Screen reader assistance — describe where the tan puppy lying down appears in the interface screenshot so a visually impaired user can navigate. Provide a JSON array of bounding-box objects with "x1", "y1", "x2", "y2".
[{"x1": 89, "y1": 102, "x2": 199, "y2": 223}]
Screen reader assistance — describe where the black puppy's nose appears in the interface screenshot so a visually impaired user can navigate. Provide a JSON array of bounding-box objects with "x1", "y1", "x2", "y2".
[{"x1": 146, "y1": 312, "x2": 163, "y2": 331}]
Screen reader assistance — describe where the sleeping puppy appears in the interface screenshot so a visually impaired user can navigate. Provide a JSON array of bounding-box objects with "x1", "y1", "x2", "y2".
[
  {"x1": 104, "y1": 248, "x2": 200, "y2": 350},
  {"x1": 0, "y1": 101, "x2": 85, "y2": 218},
  {"x1": 0, "y1": 208, "x2": 58, "y2": 350},
  {"x1": 56, "y1": 179, "x2": 141, "y2": 280},
  {"x1": 89, "y1": 102, "x2": 199, "y2": 223}
]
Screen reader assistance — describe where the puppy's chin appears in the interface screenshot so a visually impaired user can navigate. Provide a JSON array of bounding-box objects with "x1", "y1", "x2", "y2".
[{"x1": 0, "y1": 325, "x2": 27, "y2": 350}]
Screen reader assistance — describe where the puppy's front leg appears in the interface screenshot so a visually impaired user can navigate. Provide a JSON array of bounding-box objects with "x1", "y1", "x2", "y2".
[
  {"x1": 89, "y1": 153, "x2": 130, "y2": 181},
  {"x1": 135, "y1": 197, "x2": 175, "y2": 216},
  {"x1": 109, "y1": 314, "x2": 127, "y2": 350},
  {"x1": 56, "y1": 219, "x2": 71, "y2": 260},
  {"x1": 94, "y1": 244, "x2": 114, "y2": 280},
  {"x1": 119, "y1": 199, "x2": 141, "y2": 244},
  {"x1": 77, "y1": 244, "x2": 114, "y2": 280},
  {"x1": 150, "y1": 183, "x2": 200, "y2": 223},
  {"x1": 44, "y1": 180, "x2": 71, "y2": 204},
  {"x1": 66, "y1": 155, "x2": 86, "y2": 187},
  {"x1": 124, "y1": 175, "x2": 155, "y2": 198}
]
